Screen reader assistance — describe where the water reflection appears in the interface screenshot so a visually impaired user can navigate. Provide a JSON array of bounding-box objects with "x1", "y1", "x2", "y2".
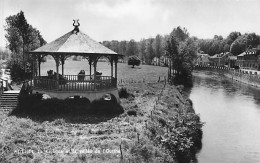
[{"x1": 190, "y1": 71, "x2": 260, "y2": 163}]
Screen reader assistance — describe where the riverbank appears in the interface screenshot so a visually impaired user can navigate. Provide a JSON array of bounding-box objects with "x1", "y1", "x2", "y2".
[
  {"x1": 0, "y1": 82, "x2": 203, "y2": 162},
  {"x1": 195, "y1": 65, "x2": 260, "y2": 88},
  {"x1": 224, "y1": 71, "x2": 260, "y2": 88}
]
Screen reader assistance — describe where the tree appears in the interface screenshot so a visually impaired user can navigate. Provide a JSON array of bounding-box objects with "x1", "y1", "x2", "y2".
[
  {"x1": 119, "y1": 41, "x2": 127, "y2": 55},
  {"x1": 230, "y1": 35, "x2": 247, "y2": 55},
  {"x1": 126, "y1": 39, "x2": 139, "y2": 56},
  {"x1": 145, "y1": 38, "x2": 155, "y2": 64},
  {"x1": 223, "y1": 44, "x2": 230, "y2": 53},
  {"x1": 165, "y1": 35, "x2": 179, "y2": 80},
  {"x1": 5, "y1": 11, "x2": 46, "y2": 81},
  {"x1": 128, "y1": 56, "x2": 140, "y2": 68},
  {"x1": 177, "y1": 38, "x2": 197, "y2": 79},
  {"x1": 110, "y1": 40, "x2": 120, "y2": 53},
  {"x1": 153, "y1": 34, "x2": 164, "y2": 57},
  {"x1": 226, "y1": 31, "x2": 241, "y2": 45},
  {"x1": 166, "y1": 34, "x2": 197, "y2": 86},
  {"x1": 5, "y1": 11, "x2": 29, "y2": 65},
  {"x1": 138, "y1": 39, "x2": 146, "y2": 64},
  {"x1": 0, "y1": 48, "x2": 10, "y2": 60},
  {"x1": 246, "y1": 33, "x2": 260, "y2": 48},
  {"x1": 102, "y1": 41, "x2": 111, "y2": 50},
  {"x1": 214, "y1": 35, "x2": 223, "y2": 40},
  {"x1": 152, "y1": 34, "x2": 164, "y2": 65},
  {"x1": 170, "y1": 26, "x2": 189, "y2": 42},
  {"x1": 229, "y1": 33, "x2": 259, "y2": 56},
  {"x1": 103, "y1": 40, "x2": 120, "y2": 53}
]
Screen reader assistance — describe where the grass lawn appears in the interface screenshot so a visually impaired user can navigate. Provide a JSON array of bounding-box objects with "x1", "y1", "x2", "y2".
[{"x1": 40, "y1": 60, "x2": 168, "y2": 83}]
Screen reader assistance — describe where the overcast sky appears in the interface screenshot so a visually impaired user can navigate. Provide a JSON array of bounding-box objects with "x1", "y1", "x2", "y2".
[{"x1": 1, "y1": 0, "x2": 260, "y2": 48}]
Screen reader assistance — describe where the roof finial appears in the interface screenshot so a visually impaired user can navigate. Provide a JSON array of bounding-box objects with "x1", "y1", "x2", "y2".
[{"x1": 73, "y1": 19, "x2": 80, "y2": 34}]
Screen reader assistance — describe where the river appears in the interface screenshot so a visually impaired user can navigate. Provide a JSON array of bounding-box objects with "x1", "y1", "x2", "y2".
[{"x1": 190, "y1": 71, "x2": 260, "y2": 163}]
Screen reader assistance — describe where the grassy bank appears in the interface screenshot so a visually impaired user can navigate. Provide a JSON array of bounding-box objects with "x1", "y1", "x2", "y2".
[{"x1": 0, "y1": 81, "x2": 202, "y2": 162}]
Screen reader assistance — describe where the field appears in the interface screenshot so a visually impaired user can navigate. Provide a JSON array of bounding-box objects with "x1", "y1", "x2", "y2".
[
  {"x1": 0, "y1": 62, "x2": 202, "y2": 162},
  {"x1": 40, "y1": 60, "x2": 168, "y2": 83}
]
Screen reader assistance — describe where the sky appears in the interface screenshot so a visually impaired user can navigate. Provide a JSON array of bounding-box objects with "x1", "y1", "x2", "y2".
[{"x1": 1, "y1": 0, "x2": 260, "y2": 48}]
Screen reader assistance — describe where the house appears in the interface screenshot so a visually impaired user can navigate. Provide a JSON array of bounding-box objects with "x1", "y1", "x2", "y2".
[
  {"x1": 196, "y1": 53, "x2": 210, "y2": 66},
  {"x1": 151, "y1": 56, "x2": 170, "y2": 66},
  {"x1": 151, "y1": 57, "x2": 160, "y2": 66},
  {"x1": 209, "y1": 52, "x2": 234, "y2": 67},
  {"x1": 228, "y1": 56, "x2": 237, "y2": 68},
  {"x1": 209, "y1": 53, "x2": 222, "y2": 66},
  {"x1": 236, "y1": 48, "x2": 260, "y2": 70}
]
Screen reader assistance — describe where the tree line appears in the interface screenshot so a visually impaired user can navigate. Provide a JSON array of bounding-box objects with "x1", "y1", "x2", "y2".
[
  {"x1": 102, "y1": 31, "x2": 260, "y2": 62},
  {"x1": 197, "y1": 32, "x2": 260, "y2": 56},
  {"x1": 102, "y1": 35, "x2": 167, "y2": 65}
]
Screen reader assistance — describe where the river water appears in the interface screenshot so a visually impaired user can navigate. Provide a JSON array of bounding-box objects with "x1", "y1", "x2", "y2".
[{"x1": 190, "y1": 71, "x2": 260, "y2": 163}]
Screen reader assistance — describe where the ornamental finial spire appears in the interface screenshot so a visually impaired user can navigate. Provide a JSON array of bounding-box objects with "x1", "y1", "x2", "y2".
[{"x1": 73, "y1": 19, "x2": 80, "y2": 34}]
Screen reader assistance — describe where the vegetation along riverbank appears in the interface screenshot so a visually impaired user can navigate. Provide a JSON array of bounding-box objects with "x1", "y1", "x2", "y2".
[{"x1": 0, "y1": 81, "x2": 203, "y2": 163}]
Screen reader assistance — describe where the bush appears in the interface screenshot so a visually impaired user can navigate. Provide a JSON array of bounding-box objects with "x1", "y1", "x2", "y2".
[
  {"x1": 119, "y1": 87, "x2": 133, "y2": 98},
  {"x1": 12, "y1": 94, "x2": 41, "y2": 114},
  {"x1": 130, "y1": 143, "x2": 154, "y2": 162},
  {"x1": 11, "y1": 93, "x2": 123, "y2": 116},
  {"x1": 90, "y1": 94, "x2": 123, "y2": 115},
  {"x1": 127, "y1": 110, "x2": 137, "y2": 116},
  {"x1": 7, "y1": 59, "x2": 32, "y2": 82},
  {"x1": 128, "y1": 56, "x2": 141, "y2": 68}
]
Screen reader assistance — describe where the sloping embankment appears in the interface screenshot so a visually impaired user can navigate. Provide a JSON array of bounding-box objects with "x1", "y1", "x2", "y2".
[{"x1": 0, "y1": 82, "x2": 202, "y2": 163}]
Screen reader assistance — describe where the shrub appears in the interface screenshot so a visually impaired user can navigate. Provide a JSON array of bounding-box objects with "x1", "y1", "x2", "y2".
[
  {"x1": 12, "y1": 94, "x2": 42, "y2": 114},
  {"x1": 130, "y1": 141, "x2": 155, "y2": 162},
  {"x1": 12, "y1": 93, "x2": 123, "y2": 116},
  {"x1": 6, "y1": 59, "x2": 32, "y2": 82},
  {"x1": 158, "y1": 117, "x2": 167, "y2": 127},
  {"x1": 128, "y1": 56, "x2": 141, "y2": 68},
  {"x1": 119, "y1": 87, "x2": 133, "y2": 98},
  {"x1": 90, "y1": 94, "x2": 123, "y2": 115},
  {"x1": 53, "y1": 118, "x2": 66, "y2": 126},
  {"x1": 127, "y1": 110, "x2": 137, "y2": 116}
]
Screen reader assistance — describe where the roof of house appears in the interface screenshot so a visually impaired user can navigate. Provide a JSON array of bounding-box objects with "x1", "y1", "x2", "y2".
[
  {"x1": 222, "y1": 52, "x2": 233, "y2": 57},
  {"x1": 29, "y1": 24, "x2": 120, "y2": 56},
  {"x1": 238, "y1": 48, "x2": 260, "y2": 57},
  {"x1": 197, "y1": 53, "x2": 210, "y2": 57},
  {"x1": 228, "y1": 56, "x2": 237, "y2": 60},
  {"x1": 210, "y1": 52, "x2": 233, "y2": 59},
  {"x1": 210, "y1": 53, "x2": 221, "y2": 59},
  {"x1": 245, "y1": 48, "x2": 258, "y2": 55},
  {"x1": 237, "y1": 52, "x2": 246, "y2": 57}
]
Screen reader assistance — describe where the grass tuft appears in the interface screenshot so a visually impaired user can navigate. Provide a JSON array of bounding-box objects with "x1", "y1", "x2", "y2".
[{"x1": 118, "y1": 87, "x2": 134, "y2": 98}]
